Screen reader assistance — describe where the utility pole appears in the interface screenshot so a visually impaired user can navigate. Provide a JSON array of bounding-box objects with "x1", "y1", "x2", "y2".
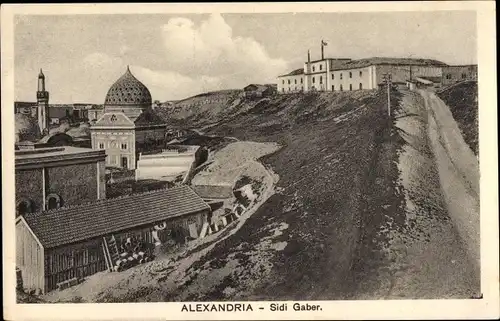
[{"x1": 382, "y1": 73, "x2": 392, "y2": 118}]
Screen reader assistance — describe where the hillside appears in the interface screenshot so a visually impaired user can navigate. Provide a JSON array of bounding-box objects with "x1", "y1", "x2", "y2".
[
  {"x1": 436, "y1": 81, "x2": 478, "y2": 155},
  {"x1": 41, "y1": 86, "x2": 479, "y2": 302},
  {"x1": 103, "y1": 88, "x2": 409, "y2": 301}
]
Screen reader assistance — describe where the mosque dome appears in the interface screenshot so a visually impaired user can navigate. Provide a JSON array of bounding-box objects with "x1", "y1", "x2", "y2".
[{"x1": 104, "y1": 66, "x2": 152, "y2": 109}]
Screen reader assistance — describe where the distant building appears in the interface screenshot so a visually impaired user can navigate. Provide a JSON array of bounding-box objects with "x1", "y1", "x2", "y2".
[
  {"x1": 441, "y1": 65, "x2": 478, "y2": 86},
  {"x1": 16, "y1": 185, "x2": 211, "y2": 294},
  {"x1": 277, "y1": 44, "x2": 448, "y2": 93},
  {"x1": 15, "y1": 146, "x2": 106, "y2": 216},
  {"x1": 242, "y1": 84, "x2": 276, "y2": 98},
  {"x1": 90, "y1": 66, "x2": 168, "y2": 170}
]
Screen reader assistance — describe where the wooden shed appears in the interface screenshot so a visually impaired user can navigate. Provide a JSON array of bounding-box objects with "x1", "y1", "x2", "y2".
[{"x1": 16, "y1": 185, "x2": 211, "y2": 294}]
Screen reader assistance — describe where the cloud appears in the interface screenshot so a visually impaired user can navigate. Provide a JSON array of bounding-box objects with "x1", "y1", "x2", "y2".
[
  {"x1": 78, "y1": 14, "x2": 291, "y2": 101},
  {"x1": 15, "y1": 14, "x2": 289, "y2": 103},
  {"x1": 161, "y1": 13, "x2": 289, "y2": 85},
  {"x1": 80, "y1": 52, "x2": 223, "y2": 101}
]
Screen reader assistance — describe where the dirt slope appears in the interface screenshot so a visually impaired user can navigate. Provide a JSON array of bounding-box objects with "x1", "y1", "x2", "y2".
[{"x1": 436, "y1": 81, "x2": 478, "y2": 155}]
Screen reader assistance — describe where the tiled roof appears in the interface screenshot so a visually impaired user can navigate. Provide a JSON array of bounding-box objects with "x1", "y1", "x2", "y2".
[
  {"x1": 191, "y1": 184, "x2": 234, "y2": 199},
  {"x1": 133, "y1": 108, "x2": 167, "y2": 126},
  {"x1": 330, "y1": 57, "x2": 448, "y2": 71},
  {"x1": 22, "y1": 185, "x2": 210, "y2": 248},
  {"x1": 279, "y1": 68, "x2": 305, "y2": 77}
]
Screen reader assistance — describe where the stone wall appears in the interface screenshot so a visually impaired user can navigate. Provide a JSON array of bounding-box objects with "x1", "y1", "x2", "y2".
[
  {"x1": 15, "y1": 169, "x2": 44, "y2": 214},
  {"x1": 45, "y1": 162, "x2": 99, "y2": 208}
]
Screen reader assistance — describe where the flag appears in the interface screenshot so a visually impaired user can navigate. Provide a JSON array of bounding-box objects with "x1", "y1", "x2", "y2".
[{"x1": 322, "y1": 40, "x2": 328, "y2": 46}]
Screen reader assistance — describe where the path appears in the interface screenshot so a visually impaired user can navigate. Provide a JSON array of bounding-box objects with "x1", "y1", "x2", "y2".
[
  {"x1": 420, "y1": 89, "x2": 480, "y2": 270},
  {"x1": 369, "y1": 89, "x2": 480, "y2": 299}
]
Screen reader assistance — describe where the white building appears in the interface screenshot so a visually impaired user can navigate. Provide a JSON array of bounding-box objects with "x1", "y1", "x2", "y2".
[{"x1": 278, "y1": 51, "x2": 447, "y2": 93}]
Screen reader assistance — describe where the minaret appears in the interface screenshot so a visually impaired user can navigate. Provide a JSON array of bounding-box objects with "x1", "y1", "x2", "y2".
[{"x1": 36, "y1": 69, "x2": 49, "y2": 135}]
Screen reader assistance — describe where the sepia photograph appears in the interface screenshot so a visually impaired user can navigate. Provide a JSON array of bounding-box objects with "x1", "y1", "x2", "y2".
[{"x1": 2, "y1": 2, "x2": 498, "y2": 320}]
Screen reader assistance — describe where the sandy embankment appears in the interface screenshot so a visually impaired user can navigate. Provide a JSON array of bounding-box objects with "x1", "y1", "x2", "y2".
[
  {"x1": 421, "y1": 90, "x2": 480, "y2": 270},
  {"x1": 373, "y1": 90, "x2": 479, "y2": 299}
]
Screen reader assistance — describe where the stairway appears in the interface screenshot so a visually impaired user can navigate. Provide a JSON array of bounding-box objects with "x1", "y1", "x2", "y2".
[{"x1": 102, "y1": 235, "x2": 120, "y2": 271}]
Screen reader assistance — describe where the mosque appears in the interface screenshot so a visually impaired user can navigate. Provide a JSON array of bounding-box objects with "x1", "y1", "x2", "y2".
[{"x1": 90, "y1": 66, "x2": 168, "y2": 170}]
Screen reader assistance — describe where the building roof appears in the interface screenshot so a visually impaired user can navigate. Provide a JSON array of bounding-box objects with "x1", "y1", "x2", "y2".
[
  {"x1": 330, "y1": 57, "x2": 448, "y2": 71},
  {"x1": 104, "y1": 66, "x2": 152, "y2": 108},
  {"x1": 22, "y1": 185, "x2": 211, "y2": 248},
  {"x1": 191, "y1": 184, "x2": 234, "y2": 199},
  {"x1": 244, "y1": 84, "x2": 273, "y2": 93},
  {"x1": 278, "y1": 68, "x2": 304, "y2": 77},
  {"x1": 133, "y1": 108, "x2": 167, "y2": 126},
  {"x1": 15, "y1": 146, "x2": 105, "y2": 168}
]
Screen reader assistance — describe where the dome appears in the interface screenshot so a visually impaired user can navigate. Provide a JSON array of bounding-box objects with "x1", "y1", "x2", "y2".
[
  {"x1": 15, "y1": 113, "x2": 41, "y2": 143},
  {"x1": 104, "y1": 66, "x2": 152, "y2": 108}
]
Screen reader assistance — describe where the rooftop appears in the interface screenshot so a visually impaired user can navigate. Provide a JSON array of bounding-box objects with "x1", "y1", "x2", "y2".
[
  {"x1": 279, "y1": 68, "x2": 305, "y2": 77},
  {"x1": 21, "y1": 185, "x2": 211, "y2": 248},
  {"x1": 330, "y1": 57, "x2": 448, "y2": 71},
  {"x1": 15, "y1": 146, "x2": 105, "y2": 167}
]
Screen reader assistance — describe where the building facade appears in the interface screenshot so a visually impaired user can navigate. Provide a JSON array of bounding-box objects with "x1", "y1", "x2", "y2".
[
  {"x1": 278, "y1": 53, "x2": 448, "y2": 93},
  {"x1": 16, "y1": 186, "x2": 211, "y2": 294},
  {"x1": 15, "y1": 146, "x2": 106, "y2": 216},
  {"x1": 441, "y1": 65, "x2": 478, "y2": 86},
  {"x1": 90, "y1": 67, "x2": 168, "y2": 170}
]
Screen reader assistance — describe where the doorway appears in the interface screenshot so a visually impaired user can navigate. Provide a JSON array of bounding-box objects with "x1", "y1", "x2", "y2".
[{"x1": 121, "y1": 157, "x2": 128, "y2": 169}]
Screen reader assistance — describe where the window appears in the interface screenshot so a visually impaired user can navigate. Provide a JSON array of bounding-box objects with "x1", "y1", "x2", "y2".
[
  {"x1": 461, "y1": 73, "x2": 467, "y2": 79},
  {"x1": 288, "y1": 79, "x2": 291, "y2": 84},
  {"x1": 332, "y1": 85, "x2": 334, "y2": 91},
  {"x1": 340, "y1": 84, "x2": 343, "y2": 91},
  {"x1": 17, "y1": 200, "x2": 32, "y2": 215},
  {"x1": 359, "y1": 83, "x2": 363, "y2": 90},
  {"x1": 319, "y1": 76, "x2": 323, "y2": 84},
  {"x1": 121, "y1": 143, "x2": 127, "y2": 150},
  {"x1": 340, "y1": 73, "x2": 343, "y2": 80},
  {"x1": 312, "y1": 66, "x2": 315, "y2": 72},
  {"x1": 359, "y1": 71, "x2": 363, "y2": 77},
  {"x1": 282, "y1": 88, "x2": 284, "y2": 93},
  {"x1": 46, "y1": 194, "x2": 61, "y2": 210},
  {"x1": 320, "y1": 65, "x2": 323, "y2": 71},
  {"x1": 99, "y1": 142, "x2": 104, "y2": 149},
  {"x1": 312, "y1": 77, "x2": 315, "y2": 84},
  {"x1": 446, "y1": 74, "x2": 452, "y2": 79},
  {"x1": 332, "y1": 74, "x2": 334, "y2": 80},
  {"x1": 282, "y1": 80, "x2": 284, "y2": 84},
  {"x1": 349, "y1": 72, "x2": 352, "y2": 78},
  {"x1": 349, "y1": 84, "x2": 353, "y2": 91},
  {"x1": 301, "y1": 78, "x2": 303, "y2": 84},
  {"x1": 294, "y1": 79, "x2": 297, "y2": 84}
]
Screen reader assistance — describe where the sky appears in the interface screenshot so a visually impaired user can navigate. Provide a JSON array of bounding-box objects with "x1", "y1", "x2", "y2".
[{"x1": 14, "y1": 11, "x2": 477, "y2": 104}]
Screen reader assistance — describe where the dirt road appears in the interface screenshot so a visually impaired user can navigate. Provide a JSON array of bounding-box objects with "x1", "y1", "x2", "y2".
[
  {"x1": 358, "y1": 89, "x2": 480, "y2": 299},
  {"x1": 421, "y1": 90, "x2": 480, "y2": 271}
]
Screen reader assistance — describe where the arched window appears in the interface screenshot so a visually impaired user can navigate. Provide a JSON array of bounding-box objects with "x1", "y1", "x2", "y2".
[
  {"x1": 17, "y1": 199, "x2": 33, "y2": 216},
  {"x1": 46, "y1": 194, "x2": 62, "y2": 210},
  {"x1": 349, "y1": 72, "x2": 353, "y2": 78},
  {"x1": 349, "y1": 84, "x2": 353, "y2": 91},
  {"x1": 359, "y1": 83, "x2": 363, "y2": 90},
  {"x1": 340, "y1": 84, "x2": 343, "y2": 91}
]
